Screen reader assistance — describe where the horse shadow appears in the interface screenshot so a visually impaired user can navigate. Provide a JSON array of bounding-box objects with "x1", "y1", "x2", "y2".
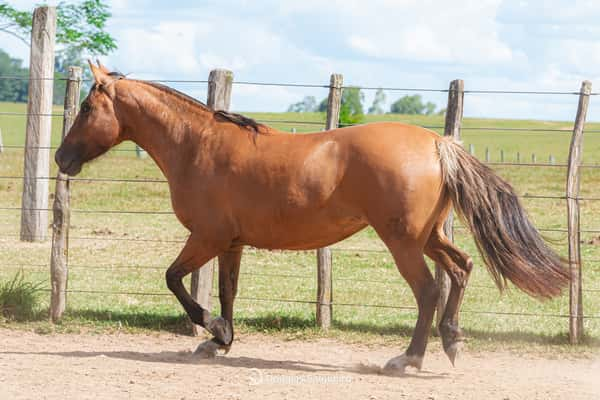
[{"x1": 0, "y1": 349, "x2": 447, "y2": 380}]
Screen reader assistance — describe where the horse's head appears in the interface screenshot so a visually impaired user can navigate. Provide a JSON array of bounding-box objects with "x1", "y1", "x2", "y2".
[{"x1": 55, "y1": 61, "x2": 125, "y2": 176}]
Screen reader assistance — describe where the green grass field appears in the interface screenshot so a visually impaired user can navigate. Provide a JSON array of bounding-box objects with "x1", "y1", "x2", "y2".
[{"x1": 1, "y1": 102, "x2": 599, "y2": 352}]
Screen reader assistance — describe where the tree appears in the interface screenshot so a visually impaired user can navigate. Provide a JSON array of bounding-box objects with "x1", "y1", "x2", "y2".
[
  {"x1": 339, "y1": 86, "x2": 365, "y2": 125},
  {"x1": 287, "y1": 95, "x2": 317, "y2": 112},
  {"x1": 368, "y1": 88, "x2": 386, "y2": 115},
  {"x1": 0, "y1": 1, "x2": 116, "y2": 56},
  {"x1": 0, "y1": 1, "x2": 117, "y2": 103},
  {"x1": 389, "y1": 94, "x2": 437, "y2": 115},
  {"x1": 291, "y1": 87, "x2": 366, "y2": 125},
  {"x1": 317, "y1": 97, "x2": 328, "y2": 112},
  {"x1": 0, "y1": 49, "x2": 28, "y2": 102}
]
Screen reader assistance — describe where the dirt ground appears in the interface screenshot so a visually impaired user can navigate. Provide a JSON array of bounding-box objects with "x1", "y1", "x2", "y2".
[{"x1": 0, "y1": 328, "x2": 598, "y2": 400}]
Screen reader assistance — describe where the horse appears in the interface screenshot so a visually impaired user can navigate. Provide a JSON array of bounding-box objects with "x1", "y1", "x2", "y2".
[{"x1": 55, "y1": 62, "x2": 569, "y2": 373}]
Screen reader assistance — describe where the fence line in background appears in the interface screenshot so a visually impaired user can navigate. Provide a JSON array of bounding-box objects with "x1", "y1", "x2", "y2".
[
  {"x1": 2, "y1": 71, "x2": 600, "y2": 95},
  {"x1": 566, "y1": 81, "x2": 592, "y2": 344},
  {"x1": 50, "y1": 66, "x2": 81, "y2": 322},
  {"x1": 189, "y1": 68, "x2": 234, "y2": 336},
  {"x1": 1, "y1": 58, "x2": 598, "y2": 340},
  {"x1": 435, "y1": 79, "x2": 464, "y2": 328},
  {"x1": 316, "y1": 73, "x2": 343, "y2": 330},
  {"x1": 20, "y1": 6, "x2": 57, "y2": 243}
]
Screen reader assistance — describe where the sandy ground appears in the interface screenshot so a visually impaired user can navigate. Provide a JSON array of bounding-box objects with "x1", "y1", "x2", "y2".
[{"x1": 0, "y1": 328, "x2": 599, "y2": 400}]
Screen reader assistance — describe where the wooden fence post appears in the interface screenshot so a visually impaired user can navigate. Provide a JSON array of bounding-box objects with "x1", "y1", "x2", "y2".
[
  {"x1": 316, "y1": 73, "x2": 342, "y2": 330},
  {"x1": 189, "y1": 69, "x2": 233, "y2": 336},
  {"x1": 469, "y1": 144, "x2": 474, "y2": 155},
  {"x1": 435, "y1": 79, "x2": 464, "y2": 328},
  {"x1": 135, "y1": 145, "x2": 147, "y2": 159},
  {"x1": 566, "y1": 80, "x2": 591, "y2": 344},
  {"x1": 20, "y1": 6, "x2": 57, "y2": 242},
  {"x1": 485, "y1": 147, "x2": 489, "y2": 162},
  {"x1": 50, "y1": 66, "x2": 82, "y2": 322}
]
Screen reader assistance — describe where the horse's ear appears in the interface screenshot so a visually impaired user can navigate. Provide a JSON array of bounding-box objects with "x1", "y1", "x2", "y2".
[
  {"x1": 96, "y1": 59, "x2": 111, "y2": 74},
  {"x1": 88, "y1": 59, "x2": 109, "y2": 85}
]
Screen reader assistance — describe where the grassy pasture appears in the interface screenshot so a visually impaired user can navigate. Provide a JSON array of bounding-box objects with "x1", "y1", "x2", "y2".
[{"x1": 0, "y1": 102, "x2": 599, "y2": 351}]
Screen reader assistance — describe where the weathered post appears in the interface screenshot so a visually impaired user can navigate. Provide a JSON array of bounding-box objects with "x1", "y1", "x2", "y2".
[
  {"x1": 516, "y1": 152, "x2": 521, "y2": 163},
  {"x1": 316, "y1": 73, "x2": 342, "y2": 330},
  {"x1": 500, "y1": 149, "x2": 505, "y2": 163},
  {"x1": 0, "y1": 128, "x2": 3, "y2": 153},
  {"x1": 189, "y1": 69, "x2": 233, "y2": 336},
  {"x1": 435, "y1": 79, "x2": 464, "y2": 328},
  {"x1": 485, "y1": 147, "x2": 489, "y2": 162},
  {"x1": 549, "y1": 154, "x2": 555, "y2": 165},
  {"x1": 135, "y1": 145, "x2": 147, "y2": 159},
  {"x1": 531, "y1": 153, "x2": 537, "y2": 164},
  {"x1": 566, "y1": 80, "x2": 591, "y2": 344},
  {"x1": 469, "y1": 144, "x2": 474, "y2": 155},
  {"x1": 20, "y1": 6, "x2": 57, "y2": 242},
  {"x1": 50, "y1": 67, "x2": 82, "y2": 322}
]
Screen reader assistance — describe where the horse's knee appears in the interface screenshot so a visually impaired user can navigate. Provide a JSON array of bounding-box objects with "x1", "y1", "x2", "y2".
[{"x1": 165, "y1": 267, "x2": 183, "y2": 292}]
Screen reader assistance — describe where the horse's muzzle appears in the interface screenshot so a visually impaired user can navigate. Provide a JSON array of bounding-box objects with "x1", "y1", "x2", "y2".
[{"x1": 55, "y1": 145, "x2": 83, "y2": 176}]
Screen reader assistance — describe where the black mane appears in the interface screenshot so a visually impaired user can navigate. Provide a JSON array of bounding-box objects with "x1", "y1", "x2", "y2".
[{"x1": 136, "y1": 77, "x2": 264, "y2": 133}]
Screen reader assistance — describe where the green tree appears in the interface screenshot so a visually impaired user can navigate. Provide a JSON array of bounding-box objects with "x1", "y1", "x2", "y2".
[
  {"x1": 0, "y1": 1, "x2": 117, "y2": 103},
  {"x1": 368, "y1": 88, "x2": 386, "y2": 114},
  {"x1": 0, "y1": 1, "x2": 116, "y2": 55},
  {"x1": 287, "y1": 95, "x2": 317, "y2": 112},
  {"x1": 339, "y1": 86, "x2": 365, "y2": 125},
  {"x1": 390, "y1": 94, "x2": 437, "y2": 115},
  {"x1": 0, "y1": 48, "x2": 28, "y2": 102},
  {"x1": 317, "y1": 97, "x2": 328, "y2": 112}
]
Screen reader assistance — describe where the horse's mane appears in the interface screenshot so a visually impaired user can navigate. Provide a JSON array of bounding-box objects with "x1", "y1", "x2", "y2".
[{"x1": 108, "y1": 71, "x2": 264, "y2": 133}]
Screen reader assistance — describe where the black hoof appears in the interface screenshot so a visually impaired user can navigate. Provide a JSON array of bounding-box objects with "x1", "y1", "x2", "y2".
[
  {"x1": 439, "y1": 323, "x2": 464, "y2": 366},
  {"x1": 208, "y1": 317, "x2": 233, "y2": 346}
]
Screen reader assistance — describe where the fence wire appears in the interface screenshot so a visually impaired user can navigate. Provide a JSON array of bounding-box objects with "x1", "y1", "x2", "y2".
[{"x1": 2, "y1": 74, "x2": 600, "y2": 331}]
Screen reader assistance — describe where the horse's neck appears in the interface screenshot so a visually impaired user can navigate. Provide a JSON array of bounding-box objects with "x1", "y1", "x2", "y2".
[{"x1": 118, "y1": 86, "x2": 213, "y2": 178}]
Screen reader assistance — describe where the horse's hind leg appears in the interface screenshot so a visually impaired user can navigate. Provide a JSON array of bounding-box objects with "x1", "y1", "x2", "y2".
[
  {"x1": 378, "y1": 238, "x2": 439, "y2": 374},
  {"x1": 425, "y1": 227, "x2": 473, "y2": 365}
]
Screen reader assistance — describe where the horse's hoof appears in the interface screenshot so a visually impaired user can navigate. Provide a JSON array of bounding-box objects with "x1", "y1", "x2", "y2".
[
  {"x1": 382, "y1": 353, "x2": 423, "y2": 375},
  {"x1": 208, "y1": 317, "x2": 233, "y2": 345},
  {"x1": 193, "y1": 339, "x2": 220, "y2": 359},
  {"x1": 444, "y1": 341, "x2": 462, "y2": 366},
  {"x1": 439, "y1": 323, "x2": 464, "y2": 366}
]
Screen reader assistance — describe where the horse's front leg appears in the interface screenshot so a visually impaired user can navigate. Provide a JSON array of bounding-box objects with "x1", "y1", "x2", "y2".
[
  {"x1": 165, "y1": 234, "x2": 232, "y2": 356},
  {"x1": 217, "y1": 247, "x2": 243, "y2": 352},
  {"x1": 194, "y1": 246, "x2": 243, "y2": 357}
]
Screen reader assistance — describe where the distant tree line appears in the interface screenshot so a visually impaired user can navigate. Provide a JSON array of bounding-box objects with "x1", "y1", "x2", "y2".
[
  {"x1": 0, "y1": 49, "x2": 29, "y2": 102},
  {"x1": 287, "y1": 88, "x2": 440, "y2": 125},
  {"x1": 0, "y1": 1, "x2": 117, "y2": 104}
]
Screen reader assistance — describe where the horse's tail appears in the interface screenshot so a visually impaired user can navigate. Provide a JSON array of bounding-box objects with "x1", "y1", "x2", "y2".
[{"x1": 436, "y1": 137, "x2": 569, "y2": 298}]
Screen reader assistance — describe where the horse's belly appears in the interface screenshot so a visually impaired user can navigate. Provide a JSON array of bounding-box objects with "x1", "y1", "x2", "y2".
[{"x1": 243, "y1": 213, "x2": 368, "y2": 250}]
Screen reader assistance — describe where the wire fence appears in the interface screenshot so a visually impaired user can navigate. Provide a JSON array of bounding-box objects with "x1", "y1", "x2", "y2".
[{"x1": 1, "y1": 73, "x2": 600, "y2": 335}]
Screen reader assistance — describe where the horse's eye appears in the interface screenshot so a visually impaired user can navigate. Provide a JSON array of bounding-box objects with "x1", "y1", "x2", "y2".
[{"x1": 80, "y1": 102, "x2": 92, "y2": 114}]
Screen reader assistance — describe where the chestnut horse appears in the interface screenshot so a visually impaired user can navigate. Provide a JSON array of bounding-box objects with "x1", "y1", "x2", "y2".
[{"x1": 55, "y1": 62, "x2": 569, "y2": 373}]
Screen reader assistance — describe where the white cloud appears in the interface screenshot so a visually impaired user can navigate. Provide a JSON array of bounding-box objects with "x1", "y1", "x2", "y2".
[{"x1": 1, "y1": 0, "x2": 600, "y2": 120}]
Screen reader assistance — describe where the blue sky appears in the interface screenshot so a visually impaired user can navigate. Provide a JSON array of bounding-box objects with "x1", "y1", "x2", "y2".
[{"x1": 2, "y1": 0, "x2": 599, "y2": 121}]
